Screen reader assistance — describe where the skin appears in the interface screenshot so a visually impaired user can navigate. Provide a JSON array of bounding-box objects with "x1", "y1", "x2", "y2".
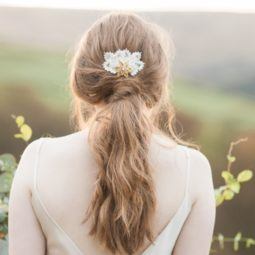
[{"x1": 8, "y1": 122, "x2": 216, "y2": 255}]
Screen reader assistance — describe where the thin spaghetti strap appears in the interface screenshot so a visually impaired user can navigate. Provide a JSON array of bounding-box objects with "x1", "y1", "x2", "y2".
[
  {"x1": 34, "y1": 137, "x2": 45, "y2": 192},
  {"x1": 183, "y1": 146, "x2": 191, "y2": 205}
]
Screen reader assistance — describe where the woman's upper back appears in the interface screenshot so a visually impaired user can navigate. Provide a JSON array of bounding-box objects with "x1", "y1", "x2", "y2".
[{"x1": 9, "y1": 128, "x2": 215, "y2": 255}]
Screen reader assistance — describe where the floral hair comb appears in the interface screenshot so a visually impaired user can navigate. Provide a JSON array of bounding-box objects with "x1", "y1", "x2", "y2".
[{"x1": 102, "y1": 48, "x2": 145, "y2": 78}]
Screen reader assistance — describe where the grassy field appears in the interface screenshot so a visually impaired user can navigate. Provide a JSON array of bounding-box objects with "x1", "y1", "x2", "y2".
[
  {"x1": 0, "y1": 43, "x2": 70, "y2": 109},
  {"x1": 1, "y1": 43, "x2": 255, "y2": 131},
  {"x1": 173, "y1": 80, "x2": 255, "y2": 130}
]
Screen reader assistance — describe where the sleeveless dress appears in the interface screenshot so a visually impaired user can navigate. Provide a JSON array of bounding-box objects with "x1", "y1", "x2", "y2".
[{"x1": 31, "y1": 137, "x2": 192, "y2": 255}]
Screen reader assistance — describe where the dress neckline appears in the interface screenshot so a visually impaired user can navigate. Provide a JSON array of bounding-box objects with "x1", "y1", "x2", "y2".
[{"x1": 140, "y1": 180, "x2": 189, "y2": 254}]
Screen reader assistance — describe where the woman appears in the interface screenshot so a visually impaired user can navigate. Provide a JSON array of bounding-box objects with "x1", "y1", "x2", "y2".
[{"x1": 8, "y1": 11, "x2": 216, "y2": 255}]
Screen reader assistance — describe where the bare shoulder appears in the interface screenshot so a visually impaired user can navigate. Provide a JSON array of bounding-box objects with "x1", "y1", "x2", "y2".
[
  {"x1": 43, "y1": 129, "x2": 89, "y2": 148},
  {"x1": 17, "y1": 138, "x2": 43, "y2": 171},
  {"x1": 186, "y1": 147, "x2": 215, "y2": 205},
  {"x1": 13, "y1": 130, "x2": 88, "y2": 187},
  {"x1": 187, "y1": 147, "x2": 212, "y2": 174},
  {"x1": 18, "y1": 130, "x2": 84, "y2": 166},
  {"x1": 11, "y1": 138, "x2": 43, "y2": 191}
]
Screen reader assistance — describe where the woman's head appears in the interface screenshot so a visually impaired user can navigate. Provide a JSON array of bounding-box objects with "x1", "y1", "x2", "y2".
[
  {"x1": 70, "y1": 11, "x2": 174, "y2": 127},
  {"x1": 69, "y1": 11, "x2": 194, "y2": 255}
]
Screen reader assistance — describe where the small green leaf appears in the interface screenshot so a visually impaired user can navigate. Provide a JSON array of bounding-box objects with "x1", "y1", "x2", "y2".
[
  {"x1": 20, "y1": 124, "x2": 32, "y2": 141},
  {"x1": 234, "y1": 232, "x2": 242, "y2": 251},
  {"x1": 0, "y1": 172, "x2": 13, "y2": 193},
  {"x1": 14, "y1": 124, "x2": 33, "y2": 142},
  {"x1": 221, "y1": 171, "x2": 234, "y2": 183},
  {"x1": 13, "y1": 115, "x2": 33, "y2": 142},
  {"x1": 237, "y1": 170, "x2": 253, "y2": 182},
  {"x1": 0, "y1": 202, "x2": 8, "y2": 213},
  {"x1": 246, "y1": 238, "x2": 255, "y2": 248},
  {"x1": 215, "y1": 189, "x2": 225, "y2": 206},
  {"x1": 0, "y1": 154, "x2": 17, "y2": 172},
  {"x1": 229, "y1": 182, "x2": 241, "y2": 194},
  {"x1": 0, "y1": 211, "x2": 6, "y2": 223},
  {"x1": 218, "y1": 233, "x2": 224, "y2": 249},
  {"x1": 14, "y1": 134, "x2": 23, "y2": 139},
  {"x1": 223, "y1": 189, "x2": 234, "y2": 200},
  {"x1": 15, "y1": 116, "x2": 25, "y2": 128},
  {"x1": 227, "y1": 155, "x2": 236, "y2": 163}
]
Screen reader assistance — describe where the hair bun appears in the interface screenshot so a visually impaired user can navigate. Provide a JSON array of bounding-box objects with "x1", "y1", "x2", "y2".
[
  {"x1": 107, "y1": 79, "x2": 142, "y2": 103},
  {"x1": 74, "y1": 68, "x2": 142, "y2": 105}
]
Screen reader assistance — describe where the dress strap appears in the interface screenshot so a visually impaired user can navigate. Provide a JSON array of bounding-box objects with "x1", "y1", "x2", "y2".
[
  {"x1": 184, "y1": 146, "x2": 191, "y2": 196},
  {"x1": 34, "y1": 137, "x2": 45, "y2": 191},
  {"x1": 178, "y1": 145, "x2": 191, "y2": 208}
]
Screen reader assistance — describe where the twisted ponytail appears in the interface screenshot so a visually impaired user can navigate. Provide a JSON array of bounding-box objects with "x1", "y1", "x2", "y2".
[{"x1": 84, "y1": 84, "x2": 156, "y2": 254}]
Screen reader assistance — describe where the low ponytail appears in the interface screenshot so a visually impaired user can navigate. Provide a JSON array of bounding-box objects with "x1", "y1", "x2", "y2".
[{"x1": 83, "y1": 83, "x2": 157, "y2": 254}]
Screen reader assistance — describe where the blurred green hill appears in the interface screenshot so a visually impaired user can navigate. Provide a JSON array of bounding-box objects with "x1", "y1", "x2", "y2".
[{"x1": 1, "y1": 43, "x2": 255, "y2": 131}]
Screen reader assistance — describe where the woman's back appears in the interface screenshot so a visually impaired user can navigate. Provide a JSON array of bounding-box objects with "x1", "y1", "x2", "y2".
[{"x1": 9, "y1": 128, "x2": 215, "y2": 255}]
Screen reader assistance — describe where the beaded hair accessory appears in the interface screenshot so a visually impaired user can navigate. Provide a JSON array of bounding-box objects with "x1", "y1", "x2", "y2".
[{"x1": 102, "y1": 48, "x2": 145, "y2": 78}]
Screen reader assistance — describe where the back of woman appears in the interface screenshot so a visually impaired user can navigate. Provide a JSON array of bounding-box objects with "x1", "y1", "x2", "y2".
[{"x1": 8, "y1": 11, "x2": 216, "y2": 255}]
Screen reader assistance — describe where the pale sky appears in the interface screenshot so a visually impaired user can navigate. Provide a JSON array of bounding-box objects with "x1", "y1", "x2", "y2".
[{"x1": 1, "y1": 0, "x2": 255, "y2": 12}]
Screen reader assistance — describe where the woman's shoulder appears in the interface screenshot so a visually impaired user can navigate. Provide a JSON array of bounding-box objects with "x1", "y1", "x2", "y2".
[
  {"x1": 186, "y1": 146, "x2": 212, "y2": 176},
  {"x1": 41, "y1": 129, "x2": 88, "y2": 143},
  {"x1": 35, "y1": 129, "x2": 89, "y2": 152},
  {"x1": 11, "y1": 138, "x2": 43, "y2": 192},
  {"x1": 173, "y1": 144, "x2": 212, "y2": 182},
  {"x1": 179, "y1": 145, "x2": 212, "y2": 187},
  {"x1": 15, "y1": 130, "x2": 89, "y2": 176},
  {"x1": 184, "y1": 146, "x2": 214, "y2": 205}
]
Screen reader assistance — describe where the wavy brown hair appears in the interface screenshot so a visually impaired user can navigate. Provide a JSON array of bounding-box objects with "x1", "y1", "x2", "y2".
[{"x1": 69, "y1": 11, "x2": 198, "y2": 255}]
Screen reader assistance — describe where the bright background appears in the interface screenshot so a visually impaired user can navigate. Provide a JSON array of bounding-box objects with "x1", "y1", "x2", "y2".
[
  {"x1": 1, "y1": 0, "x2": 255, "y2": 12},
  {"x1": 0, "y1": 1, "x2": 255, "y2": 254}
]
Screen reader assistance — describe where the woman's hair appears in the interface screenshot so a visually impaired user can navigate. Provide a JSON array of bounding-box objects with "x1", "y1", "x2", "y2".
[{"x1": 69, "y1": 11, "x2": 197, "y2": 254}]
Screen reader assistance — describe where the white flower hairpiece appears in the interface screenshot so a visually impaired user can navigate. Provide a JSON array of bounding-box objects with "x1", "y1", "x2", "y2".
[{"x1": 102, "y1": 48, "x2": 145, "y2": 77}]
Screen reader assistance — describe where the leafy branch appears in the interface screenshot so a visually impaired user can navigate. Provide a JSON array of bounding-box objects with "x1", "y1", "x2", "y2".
[
  {"x1": 212, "y1": 138, "x2": 254, "y2": 252},
  {"x1": 0, "y1": 115, "x2": 32, "y2": 242},
  {"x1": 213, "y1": 232, "x2": 255, "y2": 251}
]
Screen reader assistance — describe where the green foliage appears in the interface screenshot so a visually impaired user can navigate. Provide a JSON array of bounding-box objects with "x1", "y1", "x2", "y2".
[
  {"x1": 0, "y1": 239, "x2": 8, "y2": 254},
  {"x1": 0, "y1": 115, "x2": 32, "y2": 254},
  {"x1": 12, "y1": 115, "x2": 32, "y2": 142},
  {"x1": 0, "y1": 153, "x2": 16, "y2": 240},
  {"x1": 214, "y1": 138, "x2": 253, "y2": 206},
  {"x1": 215, "y1": 168, "x2": 252, "y2": 206},
  {"x1": 213, "y1": 233, "x2": 255, "y2": 252},
  {"x1": 237, "y1": 170, "x2": 253, "y2": 183},
  {"x1": 213, "y1": 138, "x2": 254, "y2": 253}
]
